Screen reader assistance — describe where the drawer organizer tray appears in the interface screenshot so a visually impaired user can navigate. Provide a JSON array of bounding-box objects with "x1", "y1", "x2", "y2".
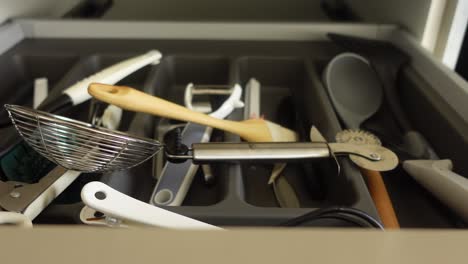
[{"x1": 0, "y1": 37, "x2": 465, "y2": 228}]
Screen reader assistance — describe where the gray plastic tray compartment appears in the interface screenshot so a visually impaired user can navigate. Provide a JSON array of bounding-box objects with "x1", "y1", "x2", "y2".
[
  {"x1": 150, "y1": 55, "x2": 235, "y2": 206},
  {"x1": 235, "y1": 57, "x2": 369, "y2": 210},
  {"x1": 399, "y1": 69, "x2": 468, "y2": 175}
]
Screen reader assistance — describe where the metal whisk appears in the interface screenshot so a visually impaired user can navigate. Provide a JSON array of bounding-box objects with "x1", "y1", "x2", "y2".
[{"x1": 5, "y1": 104, "x2": 162, "y2": 173}]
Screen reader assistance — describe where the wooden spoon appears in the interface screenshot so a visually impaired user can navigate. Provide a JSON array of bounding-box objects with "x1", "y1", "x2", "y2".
[{"x1": 88, "y1": 83, "x2": 297, "y2": 143}]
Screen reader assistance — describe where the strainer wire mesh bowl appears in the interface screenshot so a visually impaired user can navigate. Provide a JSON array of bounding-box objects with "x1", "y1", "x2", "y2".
[{"x1": 5, "y1": 104, "x2": 163, "y2": 173}]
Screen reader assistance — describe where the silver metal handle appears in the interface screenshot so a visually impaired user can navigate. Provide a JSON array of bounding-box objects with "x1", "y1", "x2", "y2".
[
  {"x1": 191, "y1": 142, "x2": 331, "y2": 162},
  {"x1": 164, "y1": 142, "x2": 397, "y2": 171}
]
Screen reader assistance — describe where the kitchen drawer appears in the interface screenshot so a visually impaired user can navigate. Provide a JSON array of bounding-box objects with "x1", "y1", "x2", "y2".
[{"x1": 0, "y1": 20, "x2": 466, "y2": 229}]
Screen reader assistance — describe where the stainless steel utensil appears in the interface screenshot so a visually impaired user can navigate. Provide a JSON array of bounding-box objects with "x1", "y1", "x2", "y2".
[
  {"x1": 5, "y1": 104, "x2": 398, "y2": 173},
  {"x1": 0, "y1": 98, "x2": 121, "y2": 226},
  {"x1": 5, "y1": 104, "x2": 162, "y2": 173}
]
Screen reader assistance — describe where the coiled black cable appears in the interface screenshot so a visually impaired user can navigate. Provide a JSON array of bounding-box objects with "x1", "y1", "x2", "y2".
[{"x1": 279, "y1": 207, "x2": 384, "y2": 230}]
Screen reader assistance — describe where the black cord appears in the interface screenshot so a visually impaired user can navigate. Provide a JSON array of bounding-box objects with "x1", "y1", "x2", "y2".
[
  {"x1": 279, "y1": 207, "x2": 384, "y2": 230},
  {"x1": 303, "y1": 215, "x2": 371, "y2": 228}
]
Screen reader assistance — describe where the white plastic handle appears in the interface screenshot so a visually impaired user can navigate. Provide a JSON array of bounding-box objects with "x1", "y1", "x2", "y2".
[
  {"x1": 0, "y1": 212, "x2": 33, "y2": 228},
  {"x1": 23, "y1": 170, "x2": 81, "y2": 220},
  {"x1": 244, "y1": 78, "x2": 261, "y2": 118},
  {"x1": 100, "y1": 104, "x2": 123, "y2": 130},
  {"x1": 403, "y1": 159, "x2": 468, "y2": 222},
  {"x1": 33, "y1": 78, "x2": 48, "y2": 109},
  {"x1": 64, "y1": 50, "x2": 162, "y2": 105},
  {"x1": 81, "y1": 181, "x2": 223, "y2": 230},
  {"x1": 184, "y1": 83, "x2": 196, "y2": 111},
  {"x1": 184, "y1": 83, "x2": 244, "y2": 118},
  {"x1": 209, "y1": 84, "x2": 244, "y2": 119}
]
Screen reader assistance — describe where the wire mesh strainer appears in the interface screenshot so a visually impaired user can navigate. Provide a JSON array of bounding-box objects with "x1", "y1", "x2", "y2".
[{"x1": 5, "y1": 104, "x2": 162, "y2": 173}]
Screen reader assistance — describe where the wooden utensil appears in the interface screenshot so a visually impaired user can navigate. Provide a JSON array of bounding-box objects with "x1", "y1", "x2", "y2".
[
  {"x1": 88, "y1": 83, "x2": 298, "y2": 143},
  {"x1": 361, "y1": 169, "x2": 399, "y2": 228}
]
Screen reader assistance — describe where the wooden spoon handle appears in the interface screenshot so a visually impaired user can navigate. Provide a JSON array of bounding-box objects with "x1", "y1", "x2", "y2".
[
  {"x1": 361, "y1": 168, "x2": 400, "y2": 229},
  {"x1": 88, "y1": 83, "x2": 245, "y2": 135}
]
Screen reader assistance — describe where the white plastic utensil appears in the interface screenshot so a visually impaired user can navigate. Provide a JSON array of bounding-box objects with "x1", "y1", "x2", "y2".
[
  {"x1": 244, "y1": 78, "x2": 261, "y2": 118},
  {"x1": 30, "y1": 50, "x2": 162, "y2": 117},
  {"x1": 22, "y1": 169, "x2": 81, "y2": 220},
  {"x1": 64, "y1": 50, "x2": 162, "y2": 106},
  {"x1": 403, "y1": 159, "x2": 468, "y2": 222},
  {"x1": 81, "y1": 181, "x2": 222, "y2": 230},
  {"x1": 97, "y1": 104, "x2": 123, "y2": 130},
  {"x1": 33, "y1": 78, "x2": 48, "y2": 109},
  {"x1": 0, "y1": 212, "x2": 32, "y2": 227}
]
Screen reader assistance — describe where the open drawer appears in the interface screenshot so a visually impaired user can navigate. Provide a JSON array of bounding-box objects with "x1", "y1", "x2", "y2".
[{"x1": 0, "y1": 19, "x2": 466, "y2": 230}]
